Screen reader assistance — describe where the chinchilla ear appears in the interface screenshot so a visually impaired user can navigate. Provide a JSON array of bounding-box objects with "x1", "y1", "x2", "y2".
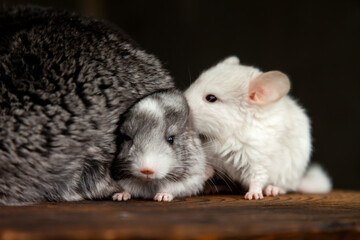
[
  {"x1": 221, "y1": 56, "x2": 240, "y2": 65},
  {"x1": 248, "y1": 71, "x2": 290, "y2": 105}
]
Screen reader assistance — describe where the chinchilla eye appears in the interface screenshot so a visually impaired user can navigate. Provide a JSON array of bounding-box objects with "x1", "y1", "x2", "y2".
[
  {"x1": 167, "y1": 136, "x2": 174, "y2": 145},
  {"x1": 123, "y1": 134, "x2": 132, "y2": 141},
  {"x1": 205, "y1": 94, "x2": 217, "y2": 103}
]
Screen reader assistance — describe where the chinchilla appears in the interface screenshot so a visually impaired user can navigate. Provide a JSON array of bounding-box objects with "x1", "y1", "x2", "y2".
[{"x1": 0, "y1": 6, "x2": 175, "y2": 205}]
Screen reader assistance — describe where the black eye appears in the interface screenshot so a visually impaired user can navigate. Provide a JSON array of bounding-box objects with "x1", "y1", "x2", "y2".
[
  {"x1": 167, "y1": 136, "x2": 174, "y2": 145},
  {"x1": 205, "y1": 94, "x2": 217, "y2": 103},
  {"x1": 123, "y1": 134, "x2": 132, "y2": 141}
]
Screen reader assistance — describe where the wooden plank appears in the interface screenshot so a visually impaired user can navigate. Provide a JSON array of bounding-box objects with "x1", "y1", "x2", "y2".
[{"x1": 0, "y1": 190, "x2": 359, "y2": 239}]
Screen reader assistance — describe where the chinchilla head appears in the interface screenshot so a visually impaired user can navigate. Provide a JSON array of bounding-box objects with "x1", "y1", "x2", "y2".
[
  {"x1": 184, "y1": 56, "x2": 290, "y2": 140},
  {"x1": 111, "y1": 90, "x2": 203, "y2": 185}
]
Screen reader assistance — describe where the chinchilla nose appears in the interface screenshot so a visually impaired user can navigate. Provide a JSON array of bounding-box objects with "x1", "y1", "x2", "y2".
[{"x1": 140, "y1": 169, "x2": 155, "y2": 175}]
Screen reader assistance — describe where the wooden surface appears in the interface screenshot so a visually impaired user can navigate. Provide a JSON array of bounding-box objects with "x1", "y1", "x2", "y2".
[{"x1": 0, "y1": 190, "x2": 359, "y2": 240}]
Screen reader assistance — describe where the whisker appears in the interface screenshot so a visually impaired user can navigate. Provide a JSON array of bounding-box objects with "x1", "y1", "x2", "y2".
[
  {"x1": 206, "y1": 177, "x2": 218, "y2": 193},
  {"x1": 187, "y1": 65, "x2": 192, "y2": 87},
  {"x1": 205, "y1": 161, "x2": 236, "y2": 193}
]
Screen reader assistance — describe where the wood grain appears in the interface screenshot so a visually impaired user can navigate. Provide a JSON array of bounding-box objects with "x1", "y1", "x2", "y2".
[{"x1": 0, "y1": 190, "x2": 359, "y2": 239}]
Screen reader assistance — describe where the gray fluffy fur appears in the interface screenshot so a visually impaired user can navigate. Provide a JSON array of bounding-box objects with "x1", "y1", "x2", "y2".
[
  {"x1": 0, "y1": 6, "x2": 174, "y2": 205},
  {"x1": 111, "y1": 90, "x2": 207, "y2": 199}
]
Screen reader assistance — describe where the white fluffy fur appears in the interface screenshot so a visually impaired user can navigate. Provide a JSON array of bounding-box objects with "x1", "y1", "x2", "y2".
[
  {"x1": 298, "y1": 164, "x2": 332, "y2": 193},
  {"x1": 136, "y1": 97, "x2": 164, "y2": 116},
  {"x1": 133, "y1": 150, "x2": 173, "y2": 180},
  {"x1": 185, "y1": 56, "x2": 332, "y2": 199}
]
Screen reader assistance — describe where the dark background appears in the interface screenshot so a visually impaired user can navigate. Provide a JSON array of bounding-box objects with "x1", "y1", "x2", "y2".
[{"x1": 2, "y1": 0, "x2": 360, "y2": 190}]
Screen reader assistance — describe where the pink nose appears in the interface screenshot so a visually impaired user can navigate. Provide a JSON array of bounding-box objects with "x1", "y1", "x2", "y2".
[{"x1": 140, "y1": 169, "x2": 155, "y2": 175}]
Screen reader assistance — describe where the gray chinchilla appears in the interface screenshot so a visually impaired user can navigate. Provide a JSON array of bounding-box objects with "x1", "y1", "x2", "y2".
[
  {"x1": 111, "y1": 90, "x2": 208, "y2": 202},
  {"x1": 0, "y1": 6, "x2": 175, "y2": 205}
]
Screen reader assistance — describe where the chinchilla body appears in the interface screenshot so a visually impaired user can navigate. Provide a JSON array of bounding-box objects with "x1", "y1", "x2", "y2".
[{"x1": 0, "y1": 6, "x2": 174, "y2": 205}]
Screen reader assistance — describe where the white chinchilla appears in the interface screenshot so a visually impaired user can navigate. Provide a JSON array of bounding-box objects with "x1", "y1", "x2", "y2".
[{"x1": 185, "y1": 56, "x2": 332, "y2": 200}]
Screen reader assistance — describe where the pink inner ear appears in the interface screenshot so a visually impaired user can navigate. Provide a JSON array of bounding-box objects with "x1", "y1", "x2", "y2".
[
  {"x1": 249, "y1": 87, "x2": 265, "y2": 102},
  {"x1": 249, "y1": 71, "x2": 290, "y2": 105}
]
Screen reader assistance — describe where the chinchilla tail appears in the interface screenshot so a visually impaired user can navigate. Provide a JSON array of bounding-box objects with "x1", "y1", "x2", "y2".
[{"x1": 297, "y1": 163, "x2": 332, "y2": 194}]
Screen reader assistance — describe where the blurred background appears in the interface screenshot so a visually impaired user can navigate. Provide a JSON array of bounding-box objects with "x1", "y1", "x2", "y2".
[{"x1": 2, "y1": 0, "x2": 360, "y2": 190}]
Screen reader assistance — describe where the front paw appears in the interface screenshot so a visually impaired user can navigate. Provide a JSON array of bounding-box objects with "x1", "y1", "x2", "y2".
[
  {"x1": 264, "y1": 185, "x2": 286, "y2": 197},
  {"x1": 154, "y1": 193, "x2": 174, "y2": 202},
  {"x1": 112, "y1": 192, "x2": 131, "y2": 201},
  {"x1": 244, "y1": 191, "x2": 264, "y2": 200}
]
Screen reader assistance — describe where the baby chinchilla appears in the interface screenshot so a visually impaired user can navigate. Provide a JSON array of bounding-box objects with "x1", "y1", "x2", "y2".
[
  {"x1": 111, "y1": 90, "x2": 207, "y2": 202},
  {"x1": 0, "y1": 6, "x2": 174, "y2": 205},
  {"x1": 185, "y1": 56, "x2": 332, "y2": 200}
]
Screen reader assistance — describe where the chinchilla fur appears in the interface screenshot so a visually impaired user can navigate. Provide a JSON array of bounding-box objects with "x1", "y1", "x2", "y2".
[{"x1": 0, "y1": 6, "x2": 174, "y2": 205}]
